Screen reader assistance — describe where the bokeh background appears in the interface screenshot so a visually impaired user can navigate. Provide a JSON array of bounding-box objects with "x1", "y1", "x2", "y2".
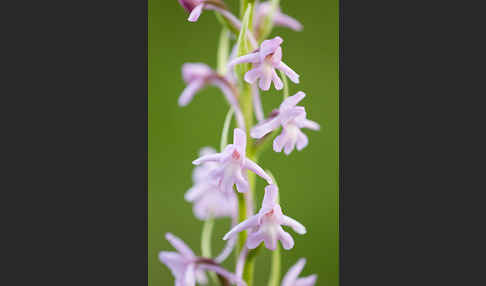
[{"x1": 149, "y1": 1, "x2": 338, "y2": 285}]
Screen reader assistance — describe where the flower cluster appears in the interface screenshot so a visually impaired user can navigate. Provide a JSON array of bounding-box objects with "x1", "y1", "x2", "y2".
[{"x1": 159, "y1": 1, "x2": 321, "y2": 285}]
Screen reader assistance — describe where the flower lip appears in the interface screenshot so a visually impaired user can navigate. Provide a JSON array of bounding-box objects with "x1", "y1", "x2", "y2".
[{"x1": 178, "y1": 0, "x2": 227, "y2": 12}]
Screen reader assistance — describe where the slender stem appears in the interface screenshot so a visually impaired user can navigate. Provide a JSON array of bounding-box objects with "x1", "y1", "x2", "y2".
[
  {"x1": 201, "y1": 217, "x2": 214, "y2": 258},
  {"x1": 220, "y1": 108, "x2": 234, "y2": 151},
  {"x1": 243, "y1": 244, "x2": 262, "y2": 285},
  {"x1": 267, "y1": 244, "x2": 281, "y2": 286},
  {"x1": 201, "y1": 217, "x2": 219, "y2": 285}
]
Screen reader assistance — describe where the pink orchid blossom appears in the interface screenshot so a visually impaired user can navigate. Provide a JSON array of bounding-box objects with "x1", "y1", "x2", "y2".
[
  {"x1": 223, "y1": 184, "x2": 306, "y2": 250},
  {"x1": 178, "y1": 0, "x2": 241, "y2": 26},
  {"x1": 159, "y1": 233, "x2": 244, "y2": 286},
  {"x1": 179, "y1": 63, "x2": 245, "y2": 129},
  {"x1": 250, "y1": 91, "x2": 320, "y2": 155},
  {"x1": 281, "y1": 258, "x2": 317, "y2": 286},
  {"x1": 228, "y1": 36, "x2": 300, "y2": 91},
  {"x1": 185, "y1": 147, "x2": 237, "y2": 220},
  {"x1": 254, "y1": 2, "x2": 303, "y2": 32},
  {"x1": 193, "y1": 128, "x2": 273, "y2": 194}
]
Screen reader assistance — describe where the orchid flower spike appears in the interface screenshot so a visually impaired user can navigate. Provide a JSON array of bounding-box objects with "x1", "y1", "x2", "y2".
[
  {"x1": 179, "y1": 63, "x2": 245, "y2": 129},
  {"x1": 223, "y1": 184, "x2": 306, "y2": 250},
  {"x1": 281, "y1": 258, "x2": 317, "y2": 286},
  {"x1": 254, "y1": 2, "x2": 303, "y2": 32},
  {"x1": 185, "y1": 147, "x2": 237, "y2": 220},
  {"x1": 228, "y1": 36, "x2": 299, "y2": 91},
  {"x1": 159, "y1": 233, "x2": 245, "y2": 286},
  {"x1": 193, "y1": 128, "x2": 273, "y2": 194},
  {"x1": 250, "y1": 91, "x2": 320, "y2": 155}
]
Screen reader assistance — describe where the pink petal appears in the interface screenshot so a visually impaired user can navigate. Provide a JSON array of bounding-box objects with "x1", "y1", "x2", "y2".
[
  {"x1": 273, "y1": 132, "x2": 287, "y2": 153},
  {"x1": 182, "y1": 63, "x2": 212, "y2": 83},
  {"x1": 283, "y1": 139, "x2": 295, "y2": 155},
  {"x1": 184, "y1": 183, "x2": 211, "y2": 202},
  {"x1": 258, "y1": 72, "x2": 272, "y2": 91},
  {"x1": 296, "y1": 275, "x2": 318, "y2": 286},
  {"x1": 178, "y1": 80, "x2": 205, "y2": 106},
  {"x1": 260, "y1": 184, "x2": 279, "y2": 214},
  {"x1": 244, "y1": 67, "x2": 262, "y2": 84},
  {"x1": 280, "y1": 107, "x2": 306, "y2": 125},
  {"x1": 274, "y1": 12, "x2": 303, "y2": 31},
  {"x1": 281, "y1": 258, "x2": 307, "y2": 286},
  {"x1": 215, "y1": 236, "x2": 236, "y2": 263},
  {"x1": 277, "y1": 61, "x2": 300, "y2": 83},
  {"x1": 246, "y1": 230, "x2": 265, "y2": 249},
  {"x1": 183, "y1": 263, "x2": 196, "y2": 286},
  {"x1": 272, "y1": 69, "x2": 284, "y2": 90},
  {"x1": 234, "y1": 170, "x2": 249, "y2": 193},
  {"x1": 250, "y1": 117, "x2": 281, "y2": 139},
  {"x1": 263, "y1": 231, "x2": 278, "y2": 250},
  {"x1": 228, "y1": 52, "x2": 260, "y2": 68},
  {"x1": 188, "y1": 3, "x2": 204, "y2": 22},
  {"x1": 159, "y1": 251, "x2": 186, "y2": 278},
  {"x1": 282, "y1": 215, "x2": 307, "y2": 234},
  {"x1": 242, "y1": 159, "x2": 273, "y2": 184},
  {"x1": 233, "y1": 128, "x2": 247, "y2": 155},
  {"x1": 280, "y1": 91, "x2": 306, "y2": 110},
  {"x1": 223, "y1": 215, "x2": 259, "y2": 240},
  {"x1": 165, "y1": 233, "x2": 196, "y2": 258},
  {"x1": 193, "y1": 153, "x2": 222, "y2": 165},
  {"x1": 259, "y1": 36, "x2": 283, "y2": 61},
  {"x1": 271, "y1": 47, "x2": 282, "y2": 65},
  {"x1": 220, "y1": 172, "x2": 235, "y2": 194},
  {"x1": 296, "y1": 131, "x2": 309, "y2": 151},
  {"x1": 198, "y1": 264, "x2": 247, "y2": 286},
  {"x1": 300, "y1": 119, "x2": 320, "y2": 131},
  {"x1": 277, "y1": 227, "x2": 295, "y2": 250}
]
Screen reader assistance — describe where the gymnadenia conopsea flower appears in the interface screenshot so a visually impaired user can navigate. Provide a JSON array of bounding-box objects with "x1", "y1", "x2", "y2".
[{"x1": 159, "y1": 1, "x2": 323, "y2": 285}]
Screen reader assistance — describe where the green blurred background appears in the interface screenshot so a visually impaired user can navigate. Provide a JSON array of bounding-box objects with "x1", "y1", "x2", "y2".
[{"x1": 149, "y1": 1, "x2": 338, "y2": 285}]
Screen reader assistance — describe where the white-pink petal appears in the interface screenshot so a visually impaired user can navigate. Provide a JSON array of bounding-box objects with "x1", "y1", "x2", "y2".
[
  {"x1": 282, "y1": 215, "x2": 307, "y2": 234},
  {"x1": 188, "y1": 3, "x2": 204, "y2": 22},
  {"x1": 223, "y1": 215, "x2": 259, "y2": 240},
  {"x1": 178, "y1": 80, "x2": 205, "y2": 106},
  {"x1": 242, "y1": 159, "x2": 273, "y2": 184},
  {"x1": 165, "y1": 233, "x2": 196, "y2": 258},
  {"x1": 277, "y1": 61, "x2": 300, "y2": 83}
]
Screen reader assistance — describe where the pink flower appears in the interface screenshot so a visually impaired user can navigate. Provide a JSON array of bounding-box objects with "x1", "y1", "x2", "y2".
[
  {"x1": 193, "y1": 128, "x2": 273, "y2": 194},
  {"x1": 178, "y1": 0, "x2": 240, "y2": 26},
  {"x1": 228, "y1": 36, "x2": 299, "y2": 91},
  {"x1": 250, "y1": 91, "x2": 320, "y2": 155},
  {"x1": 223, "y1": 184, "x2": 306, "y2": 250},
  {"x1": 281, "y1": 258, "x2": 317, "y2": 286},
  {"x1": 185, "y1": 147, "x2": 237, "y2": 220},
  {"x1": 179, "y1": 63, "x2": 245, "y2": 129},
  {"x1": 254, "y1": 2, "x2": 303, "y2": 32},
  {"x1": 159, "y1": 233, "x2": 245, "y2": 286}
]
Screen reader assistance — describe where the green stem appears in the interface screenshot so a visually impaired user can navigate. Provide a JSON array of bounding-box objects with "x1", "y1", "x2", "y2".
[
  {"x1": 201, "y1": 217, "x2": 219, "y2": 285},
  {"x1": 220, "y1": 108, "x2": 234, "y2": 151},
  {"x1": 243, "y1": 245, "x2": 262, "y2": 286},
  {"x1": 267, "y1": 244, "x2": 281, "y2": 286}
]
